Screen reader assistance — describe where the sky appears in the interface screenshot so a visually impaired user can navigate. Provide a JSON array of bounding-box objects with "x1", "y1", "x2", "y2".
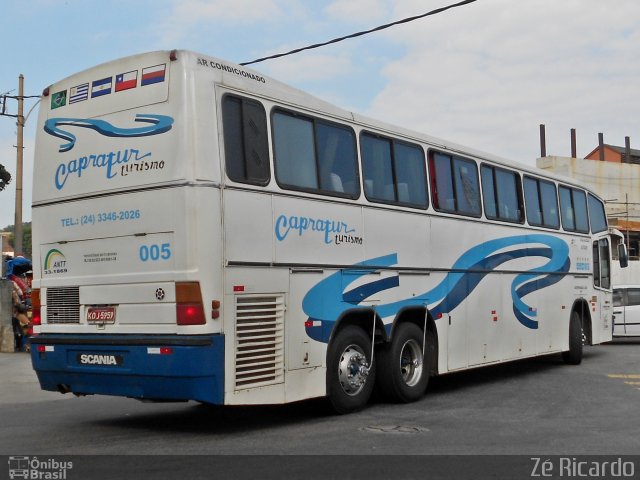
[{"x1": 1, "y1": 0, "x2": 638, "y2": 230}]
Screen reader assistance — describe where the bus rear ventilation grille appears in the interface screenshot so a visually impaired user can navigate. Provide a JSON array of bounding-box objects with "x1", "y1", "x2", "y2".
[
  {"x1": 46, "y1": 286, "x2": 80, "y2": 324},
  {"x1": 234, "y1": 295, "x2": 285, "y2": 390}
]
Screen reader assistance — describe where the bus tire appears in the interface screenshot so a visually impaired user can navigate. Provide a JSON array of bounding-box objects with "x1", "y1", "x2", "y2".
[
  {"x1": 376, "y1": 322, "x2": 430, "y2": 403},
  {"x1": 326, "y1": 325, "x2": 376, "y2": 414},
  {"x1": 562, "y1": 311, "x2": 583, "y2": 365}
]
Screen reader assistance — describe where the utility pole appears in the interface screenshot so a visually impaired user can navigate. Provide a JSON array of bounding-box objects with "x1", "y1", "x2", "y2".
[{"x1": 14, "y1": 74, "x2": 24, "y2": 256}]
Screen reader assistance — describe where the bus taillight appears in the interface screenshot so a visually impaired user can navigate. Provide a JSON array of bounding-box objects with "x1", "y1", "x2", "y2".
[
  {"x1": 175, "y1": 282, "x2": 206, "y2": 325},
  {"x1": 32, "y1": 288, "x2": 41, "y2": 326}
]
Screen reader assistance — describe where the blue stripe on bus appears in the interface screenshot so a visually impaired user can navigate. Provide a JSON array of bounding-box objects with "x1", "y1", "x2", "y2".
[
  {"x1": 44, "y1": 114, "x2": 174, "y2": 152},
  {"x1": 302, "y1": 234, "x2": 570, "y2": 342},
  {"x1": 31, "y1": 334, "x2": 225, "y2": 404},
  {"x1": 342, "y1": 275, "x2": 400, "y2": 303}
]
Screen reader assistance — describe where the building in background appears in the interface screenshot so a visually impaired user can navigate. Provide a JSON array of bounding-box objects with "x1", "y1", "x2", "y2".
[
  {"x1": 1, "y1": 232, "x2": 12, "y2": 257},
  {"x1": 537, "y1": 141, "x2": 639, "y2": 284},
  {"x1": 584, "y1": 144, "x2": 640, "y2": 164}
]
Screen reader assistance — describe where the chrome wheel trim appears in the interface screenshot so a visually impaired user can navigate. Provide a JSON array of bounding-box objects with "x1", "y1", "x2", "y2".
[
  {"x1": 399, "y1": 339, "x2": 423, "y2": 387},
  {"x1": 338, "y1": 344, "x2": 370, "y2": 396}
]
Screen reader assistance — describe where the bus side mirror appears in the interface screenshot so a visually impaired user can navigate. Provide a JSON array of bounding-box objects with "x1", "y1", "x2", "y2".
[{"x1": 618, "y1": 243, "x2": 629, "y2": 268}]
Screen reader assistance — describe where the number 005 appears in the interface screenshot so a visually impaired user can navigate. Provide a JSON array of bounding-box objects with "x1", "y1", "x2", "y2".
[{"x1": 139, "y1": 243, "x2": 171, "y2": 262}]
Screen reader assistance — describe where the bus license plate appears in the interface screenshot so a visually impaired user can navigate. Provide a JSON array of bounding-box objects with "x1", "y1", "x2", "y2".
[{"x1": 87, "y1": 307, "x2": 116, "y2": 324}]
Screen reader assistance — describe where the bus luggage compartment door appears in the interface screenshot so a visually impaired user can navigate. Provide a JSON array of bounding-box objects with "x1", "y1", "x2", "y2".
[{"x1": 287, "y1": 270, "x2": 324, "y2": 370}]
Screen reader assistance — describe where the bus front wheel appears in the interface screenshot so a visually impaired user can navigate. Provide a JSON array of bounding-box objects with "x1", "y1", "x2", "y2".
[
  {"x1": 376, "y1": 323, "x2": 430, "y2": 403},
  {"x1": 326, "y1": 325, "x2": 376, "y2": 414},
  {"x1": 562, "y1": 311, "x2": 583, "y2": 365}
]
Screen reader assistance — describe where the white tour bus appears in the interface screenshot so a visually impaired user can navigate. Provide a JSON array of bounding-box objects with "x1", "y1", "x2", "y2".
[{"x1": 30, "y1": 50, "x2": 627, "y2": 413}]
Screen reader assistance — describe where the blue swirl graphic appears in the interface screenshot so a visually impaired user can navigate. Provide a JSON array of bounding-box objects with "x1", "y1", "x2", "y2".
[
  {"x1": 44, "y1": 114, "x2": 174, "y2": 152},
  {"x1": 302, "y1": 234, "x2": 570, "y2": 342}
]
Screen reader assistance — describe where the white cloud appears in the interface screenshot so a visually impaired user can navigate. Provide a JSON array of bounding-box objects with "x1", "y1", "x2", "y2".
[
  {"x1": 365, "y1": 0, "x2": 640, "y2": 164},
  {"x1": 171, "y1": 0, "x2": 284, "y2": 24},
  {"x1": 160, "y1": 0, "x2": 292, "y2": 44},
  {"x1": 325, "y1": 0, "x2": 392, "y2": 24},
  {"x1": 261, "y1": 52, "x2": 356, "y2": 83}
]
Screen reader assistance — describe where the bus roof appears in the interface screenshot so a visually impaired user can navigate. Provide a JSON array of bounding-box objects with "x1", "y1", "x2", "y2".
[{"x1": 36, "y1": 49, "x2": 598, "y2": 200}]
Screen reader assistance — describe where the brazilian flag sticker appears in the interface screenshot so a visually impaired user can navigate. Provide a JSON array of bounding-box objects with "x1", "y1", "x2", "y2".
[{"x1": 51, "y1": 90, "x2": 67, "y2": 109}]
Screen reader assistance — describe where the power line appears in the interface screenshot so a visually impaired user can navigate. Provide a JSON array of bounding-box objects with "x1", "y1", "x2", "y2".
[
  {"x1": 240, "y1": 0, "x2": 479, "y2": 66},
  {"x1": 3, "y1": 95, "x2": 40, "y2": 100},
  {"x1": 1, "y1": 94, "x2": 40, "y2": 118}
]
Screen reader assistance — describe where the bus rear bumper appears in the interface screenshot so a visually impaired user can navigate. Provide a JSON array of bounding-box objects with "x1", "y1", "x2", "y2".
[{"x1": 29, "y1": 334, "x2": 224, "y2": 405}]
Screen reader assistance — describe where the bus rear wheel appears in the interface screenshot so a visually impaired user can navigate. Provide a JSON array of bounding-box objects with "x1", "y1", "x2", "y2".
[
  {"x1": 326, "y1": 325, "x2": 376, "y2": 414},
  {"x1": 376, "y1": 323, "x2": 430, "y2": 403},
  {"x1": 562, "y1": 311, "x2": 583, "y2": 365}
]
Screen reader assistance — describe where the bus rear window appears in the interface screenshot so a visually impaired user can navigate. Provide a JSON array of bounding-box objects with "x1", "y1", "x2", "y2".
[{"x1": 222, "y1": 95, "x2": 270, "y2": 186}]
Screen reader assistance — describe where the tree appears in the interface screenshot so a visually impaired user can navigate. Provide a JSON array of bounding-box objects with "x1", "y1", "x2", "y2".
[{"x1": 0, "y1": 164, "x2": 11, "y2": 191}]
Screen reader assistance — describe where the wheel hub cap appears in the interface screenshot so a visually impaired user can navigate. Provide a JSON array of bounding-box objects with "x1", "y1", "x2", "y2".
[
  {"x1": 338, "y1": 344, "x2": 370, "y2": 396},
  {"x1": 400, "y1": 339, "x2": 423, "y2": 387}
]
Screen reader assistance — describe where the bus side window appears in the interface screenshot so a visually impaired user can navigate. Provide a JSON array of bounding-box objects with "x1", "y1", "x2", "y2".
[
  {"x1": 524, "y1": 176, "x2": 560, "y2": 229},
  {"x1": 481, "y1": 164, "x2": 523, "y2": 223},
  {"x1": 573, "y1": 189, "x2": 589, "y2": 233},
  {"x1": 599, "y1": 239, "x2": 611, "y2": 289},
  {"x1": 524, "y1": 176, "x2": 543, "y2": 226},
  {"x1": 454, "y1": 158, "x2": 481, "y2": 215},
  {"x1": 430, "y1": 151, "x2": 480, "y2": 216},
  {"x1": 362, "y1": 134, "x2": 394, "y2": 202},
  {"x1": 273, "y1": 109, "x2": 359, "y2": 198},
  {"x1": 222, "y1": 95, "x2": 270, "y2": 186},
  {"x1": 430, "y1": 152, "x2": 456, "y2": 212},
  {"x1": 559, "y1": 186, "x2": 575, "y2": 231},
  {"x1": 594, "y1": 238, "x2": 611, "y2": 289},
  {"x1": 394, "y1": 142, "x2": 427, "y2": 207},
  {"x1": 316, "y1": 122, "x2": 358, "y2": 196},
  {"x1": 495, "y1": 169, "x2": 521, "y2": 222},
  {"x1": 539, "y1": 180, "x2": 560, "y2": 228},
  {"x1": 559, "y1": 185, "x2": 589, "y2": 233},
  {"x1": 481, "y1": 166, "x2": 497, "y2": 218},
  {"x1": 593, "y1": 241, "x2": 600, "y2": 288},
  {"x1": 361, "y1": 133, "x2": 427, "y2": 208},
  {"x1": 273, "y1": 112, "x2": 317, "y2": 189},
  {"x1": 588, "y1": 193, "x2": 607, "y2": 233}
]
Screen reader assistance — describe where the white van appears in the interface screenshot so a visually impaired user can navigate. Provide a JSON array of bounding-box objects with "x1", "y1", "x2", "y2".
[{"x1": 613, "y1": 285, "x2": 640, "y2": 336}]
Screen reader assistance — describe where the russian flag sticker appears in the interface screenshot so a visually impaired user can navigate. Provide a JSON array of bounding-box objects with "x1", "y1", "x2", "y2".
[{"x1": 141, "y1": 64, "x2": 166, "y2": 86}]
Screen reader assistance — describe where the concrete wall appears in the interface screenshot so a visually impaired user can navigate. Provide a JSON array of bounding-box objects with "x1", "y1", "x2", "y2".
[
  {"x1": 0, "y1": 279, "x2": 14, "y2": 352},
  {"x1": 536, "y1": 156, "x2": 640, "y2": 220}
]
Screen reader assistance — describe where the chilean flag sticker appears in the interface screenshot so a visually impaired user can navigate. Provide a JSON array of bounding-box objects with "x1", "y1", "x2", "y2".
[
  {"x1": 141, "y1": 63, "x2": 167, "y2": 86},
  {"x1": 115, "y1": 70, "x2": 138, "y2": 92}
]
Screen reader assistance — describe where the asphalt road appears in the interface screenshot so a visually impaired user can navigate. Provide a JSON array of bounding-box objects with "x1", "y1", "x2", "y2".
[{"x1": 1, "y1": 339, "x2": 639, "y2": 478}]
